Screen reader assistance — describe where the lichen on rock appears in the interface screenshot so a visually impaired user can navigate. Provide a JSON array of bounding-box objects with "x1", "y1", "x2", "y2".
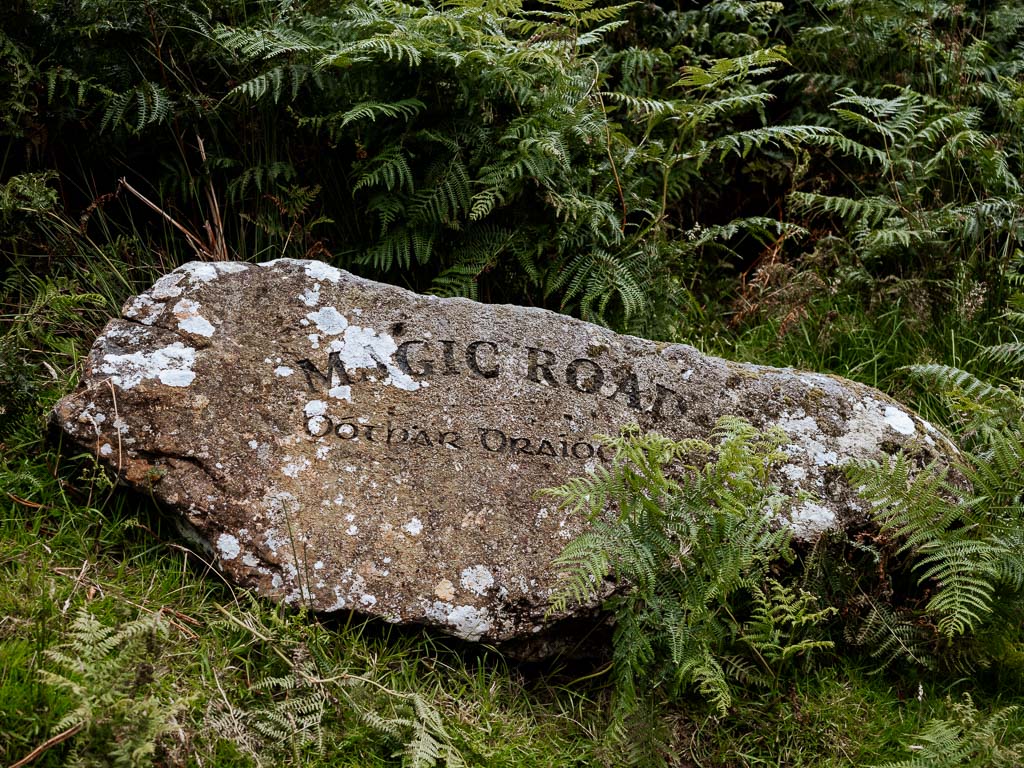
[{"x1": 53, "y1": 259, "x2": 958, "y2": 646}]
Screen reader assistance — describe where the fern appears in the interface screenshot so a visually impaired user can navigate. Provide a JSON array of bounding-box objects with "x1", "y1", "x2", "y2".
[
  {"x1": 0, "y1": 171, "x2": 59, "y2": 224},
  {"x1": 872, "y1": 695, "x2": 1022, "y2": 768},
  {"x1": 340, "y1": 98, "x2": 426, "y2": 127},
  {"x1": 847, "y1": 454, "x2": 1007, "y2": 641},
  {"x1": 99, "y1": 81, "x2": 175, "y2": 134},
  {"x1": 207, "y1": 619, "x2": 464, "y2": 767},
  {"x1": 845, "y1": 352, "x2": 1024, "y2": 665},
  {"x1": 38, "y1": 609, "x2": 186, "y2": 768},
  {"x1": 353, "y1": 147, "x2": 415, "y2": 194},
  {"x1": 201, "y1": 0, "x2": 827, "y2": 325},
  {"x1": 547, "y1": 418, "x2": 832, "y2": 755}
]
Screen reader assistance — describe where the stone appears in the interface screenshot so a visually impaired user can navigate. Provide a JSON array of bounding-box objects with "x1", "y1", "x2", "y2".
[{"x1": 53, "y1": 259, "x2": 957, "y2": 644}]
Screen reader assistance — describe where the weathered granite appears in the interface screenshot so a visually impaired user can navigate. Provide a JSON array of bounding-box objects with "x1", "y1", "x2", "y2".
[{"x1": 53, "y1": 259, "x2": 957, "y2": 643}]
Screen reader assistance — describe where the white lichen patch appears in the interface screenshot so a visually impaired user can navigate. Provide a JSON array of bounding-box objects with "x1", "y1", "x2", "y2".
[
  {"x1": 217, "y1": 533, "x2": 241, "y2": 560},
  {"x1": 324, "y1": 587, "x2": 347, "y2": 612},
  {"x1": 781, "y1": 464, "x2": 807, "y2": 482},
  {"x1": 123, "y1": 294, "x2": 165, "y2": 325},
  {"x1": 99, "y1": 342, "x2": 196, "y2": 389},
  {"x1": 102, "y1": 324, "x2": 150, "y2": 344},
  {"x1": 150, "y1": 272, "x2": 185, "y2": 299},
  {"x1": 304, "y1": 400, "x2": 328, "y2": 434},
  {"x1": 306, "y1": 306, "x2": 348, "y2": 335},
  {"x1": 460, "y1": 565, "x2": 495, "y2": 596},
  {"x1": 99, "y1": 443, "x2": 113, "y2": 456},
  {"x1": 185, "y1": 260, "x2": 246, "y2": 282},
  {"x1": 263, "y1": 491, "x2": 300, "y2": 526},
  {"x1": 327, "y1": 325, "x2": 420, "y2": 392},
  {"x1": 402, "y1": 517, "x2": 423, "y2": 536},
  {"x1": 775, "y1": 410, "x2": 838, "y2": 468},
  {"x1": 346, "y1": 525, "x2": 359, "y2": 536},
  {"x1": 282, "y1": 457, "x2": 311, "y2": 478},
  {"x1": 359, "y1": 594, "x2": 377, "y2": 606},
  {"x1": 328, "y1": 385, "x2": 351, "y2": 401},
  {"x1": 304, "y1": 261, "x2": 342, "y2": 283},
  {"x1": 179, "y1": 262, "x2": 218, "y2": 283},
  {"x1": 814, "y1": 449, "x2": 838, "y2": 466},
  {"x1": 836, "y1": 397, "x2": 909, "y2": 457},
  {"x1": 172, "y1": 298, "x2": 215, "y2": 337},
  {"x1": 299, "y1": 285, "x2": 321, "y2": 307},
  {"x1": 789, "y1": 502, "x2": 836, "y2": 537},
  {"x1": 274, "y1": 366, "x2": 294, "y2": 377},
  {"x1": 424, "y1": 602, "x2": 492, "y2": 641},
  {"x1": 883, "y1": 405, "x2": 916, "y2": 435}
]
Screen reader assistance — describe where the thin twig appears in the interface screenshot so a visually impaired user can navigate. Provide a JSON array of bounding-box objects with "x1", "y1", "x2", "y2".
[
  {"x1": 118, "y1": 177, "x2": 210, "y2": 259},
  {"x1": 196, "y1": 134, "x2": 228, "y2": 261},
  {"x1": 6, "y1": 493, "x2": 44, "y2": 509},
  {"x1": 60, "y1": 560, "x2": 90, "y2": 615},
  {"x1": 590, "y1": 61, "x2": 627, "y2": 232},
  {"x1": 8, "y1": 723, "x2": 84, "y2": 768}
]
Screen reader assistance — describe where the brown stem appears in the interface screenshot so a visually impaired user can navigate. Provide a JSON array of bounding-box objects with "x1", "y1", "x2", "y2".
[{"x1": 8, "y1": 723, "x2": 84, "y2": 768}]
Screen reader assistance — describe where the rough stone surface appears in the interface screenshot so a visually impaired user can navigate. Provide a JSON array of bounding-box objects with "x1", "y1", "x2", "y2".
[{"x1": 53, "y1": 259, "x2": 958, "y2": 644}]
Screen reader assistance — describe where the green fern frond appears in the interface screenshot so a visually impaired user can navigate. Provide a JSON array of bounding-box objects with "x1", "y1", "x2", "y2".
[
  {"x1": 353, "y1": 147, "x2": 415, "y2": 194},
  {"x1": 38, "y1": 609, "x2": 183, "y2": 766},
  {"x1": 674, "y1": 46, "x2": 790, "y2": 90},
  {"x1": 872, "y1": 695, "x2": 1022, "y2": 768},
  {"x1": 547, "y1": 419, "x2": 821, "y2": 724},
  {"x1": 789, "y1": 191, "x2": 899, "y2": 227},
  {"x1": 846, "y1": 599, "x2": 933, "y2": 669},
  {"x1": 340, "y1": 97, "x2": 426, "y2": 127},
  {"x1": 705, "y1": 124, "x2": 835, "y2": 162},
  {"x1": 917, "y1": 538, "x2": 1001, "y2": 637},
  {"x1": 906, "y1": 364, "x2": 1020, "y2": 411},
  {"x1": 227, "y1": 161, "x2": 297, "y2": 201},
  {"x1": 981, "y1": 340, "x2": 1024, "y2": 368}
]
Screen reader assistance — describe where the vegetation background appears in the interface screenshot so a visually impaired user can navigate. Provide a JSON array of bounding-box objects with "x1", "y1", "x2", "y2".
[{"x1": 1, "y1": 0, "x2": 1022, "y2": 765}]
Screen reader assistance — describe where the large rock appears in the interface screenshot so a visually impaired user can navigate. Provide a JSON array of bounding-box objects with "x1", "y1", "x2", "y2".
[{"x1": 53, "y1": 259, "x2": 956, "y2": 643}]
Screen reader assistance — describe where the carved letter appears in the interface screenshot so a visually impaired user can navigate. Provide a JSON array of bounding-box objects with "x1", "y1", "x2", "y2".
[
  {"x1": 440, "y1": 340, "x2": 460, "y2": 375},
  {"x1": 387, "y1": 421, "x2": 409, "y2": 444},
  {"x1": 297, "y1": 352, "x2": 353, "y2": 392},
  {"x1": 571, "y1": 442, "x2": 595, "y2": 459},
  {"x1": 306, "y1": 414, "x2": 333, "y2": 438},
  {"x1": 395, "y1": 340, "x2": 434, "y2": 377},
  {"x1": 535, "y1": 439, "x2": 557, "y2": 457},
  {"x1": 438, "y1": 431, "x2": 463, "y2": 449},
  {"x1": 466, "y1": 341, "x2": 499, "y2": 379},
  {"x1": 651, "y1": 383, "x2": 687, "y2": 420},
  {"x1": 566, "y1": 358, "x2": 604, "y2": 394},
  {"x1": 607, "y1": 371, "x2": 642, "y2": 411},
  {"x1": 478, "y1": 427, "x2": 507, "y2": 452},
  {"x1": 335, "y1": 418, "x2": 358, "y2": 440},
  {"x1": 509, "y1": 437, "x2": 533, "y2": 455},
  {"x1": 526, "y1": 347, "x2": 559, "y2": 386}
]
